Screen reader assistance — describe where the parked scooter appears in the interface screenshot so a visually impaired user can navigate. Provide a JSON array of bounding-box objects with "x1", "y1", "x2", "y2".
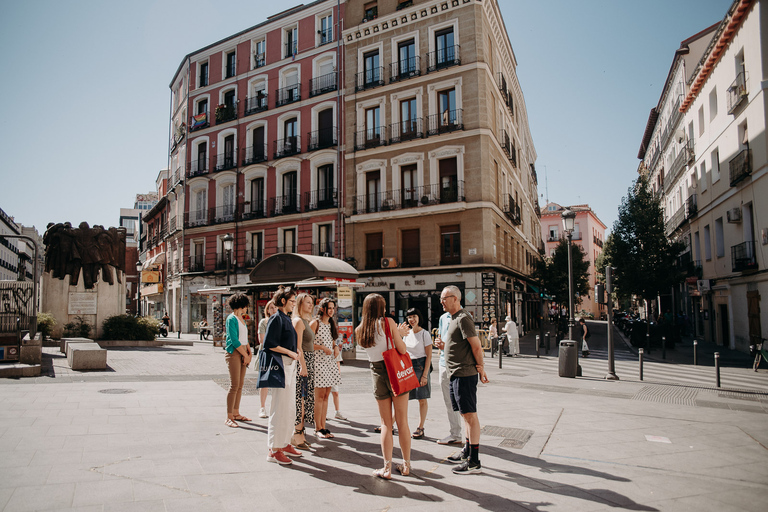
[{"x1": 158, "y1": 324, "x2": 168, "y2": 337}]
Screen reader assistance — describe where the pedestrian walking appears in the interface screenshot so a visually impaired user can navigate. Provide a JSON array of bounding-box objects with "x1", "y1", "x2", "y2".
[
  {"x1": 488, "y1": 318, "x2": 498, "y2": 354},
  {"x1": 257, "y1": 300, "x2": 278, "y2": 419},
  {"x1": 503, "y1": 316, "x2": 520, "y2": 357},
  {"x1": 261, "y1": 286, "x2": 302, "y2": 465},
  {"x1": 356, "y1": 293, "x2": 412, "y2": 479},
  {"x1": 434, "y1": 311, "x2": 463, "y2": 445},
  {"x1": 292, "y1": 293, "x2": 316, "y2": 449},
  {"x1": 311, "y1": 298, "x2": 341, "y2": 439},
  {"x1": 403, "y1": 308, "x2": 432, "y2": 439},
  {"x1": 440, "y1": 285, "x2": 489, "y2": 474},
  {"x1": 224, "y1": 293, "x2": 253, "y2": 428},
  {"x1": 579, "y1": 318, "x2": 590, "y2": 357}
]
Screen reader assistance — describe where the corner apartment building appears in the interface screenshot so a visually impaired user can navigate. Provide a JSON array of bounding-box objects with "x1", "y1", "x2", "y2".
[
  {"x1": 639, "y1": 0, "x2": 767, "y2": 351},
  {"x1": 139, "y1": 171, "x2": 170, "y2": 320},
  {"x1": 342, "y1": 0, "x2": 542, "y2": 330},
  {"x1": 166, "y1": 0, "x2": 345, "y2": 331},
  {"x1": 540, "y1": 203, "x2": 606, "y2": 318}
]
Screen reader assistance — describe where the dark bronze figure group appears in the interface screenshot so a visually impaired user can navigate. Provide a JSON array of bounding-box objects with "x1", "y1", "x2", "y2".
[{"x1": 43, "y1": 222, "x2": 127, "y2": 289}]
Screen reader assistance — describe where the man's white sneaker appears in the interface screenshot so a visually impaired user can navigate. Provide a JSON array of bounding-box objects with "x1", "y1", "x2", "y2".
[
  {"x1": 437, "y1": 436, "x2": 461, "y2": 445},
  {"x1": 334, "y1": 411, "x2": 347, "y2": 420},
  {"x1": 259, "y1": 408, "x2": 268, "y2": 418}
]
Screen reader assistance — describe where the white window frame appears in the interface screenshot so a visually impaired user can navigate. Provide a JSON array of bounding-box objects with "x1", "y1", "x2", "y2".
[
  {"x1": 278, "y1": 225, "x2": 299, "y2": 253},
  {"x1": 427, "y1": 145, "x2": 465, "y2": 188},
  {"x1": 196, "y1": 59, "x2": 210, "y2": 89},
  {"x1": 222, "y1": 48, "x2": 237, "y2": 80},
  {"x1": 216, "y1": 128, "x2": 238, "y2": 170},
  {"x1": 390, "y1": 152, "x2": 425, "y2": 193},
  {"x1": 356, "y1": 159, "x2": 387, "y2": 200},
  {"x1": 316, "y1": 11, "x2": 334, "y2": 46},
  {"x1": 427, "y1": 19, "x2": 459, "y2": 55},
  {"x1": 427, "y1": 77, "x2": 463, "y2": 117}
]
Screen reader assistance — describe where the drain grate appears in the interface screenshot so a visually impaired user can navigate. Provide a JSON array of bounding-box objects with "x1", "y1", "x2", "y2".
[
  {"x1": 481, "y1": 426, "x2": 534, "y2": 449},
  {"x1": 98, "y1": 389, "x2": 136, "y2": 394},
  {"x1": 632, "y1": 385, "x2": 697, "y2": 406}
]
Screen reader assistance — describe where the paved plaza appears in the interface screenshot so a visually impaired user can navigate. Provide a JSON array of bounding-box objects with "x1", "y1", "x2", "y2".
[{"x1": 1, "y1": 325, "x2": 767, "y2": 511}]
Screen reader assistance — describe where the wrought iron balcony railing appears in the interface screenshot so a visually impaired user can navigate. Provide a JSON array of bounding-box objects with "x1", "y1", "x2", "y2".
[
  {"x1": 390, "y1": 56, "x2": 420, "y2": 82},
  {"x1": 253, "y1": 53, "x2": 266, "y2": 69},
  {"x1": 242, "y1": 200, "x2": 267, "y2": 220},
  {"x1": 727, "y1": 71, "x2": 748, "y2": 114},
  {"x1": 311, "y1": 243, "x2": 335, "y2": 257},
  {"x1": 187, "y1": 256, "x2": 205, "y2": 273},
  {"x1": 189, "y1": 111, "x2": 209, "y2": 131},
  {"x1": 353, "y1": 181, "x2": 464, "y2": 215},
  {"x1": 276, "y1": 85, "x2": 300, "y2": 107},
  {"x1": 215, "y1": 251, "x2": 231, "y2": 271},
  {"x1": 214, "y1": 151, "x2": 237, "y2": 172},
  {"x1": 729, "y1": 148, "x2": 751, "y2": 186},
  {"x1": 184, "y1": 210, "x2": 207, "y2": 228},
  {"x1": 504, "y1": 195, "x2": 521, "y2": 225},
  {"x1": 243, "y1": 250, "x2": 262, "y2": 268},
  {"x1": 274, "y1": 136, "x2": 301, "y2": 159},
  {"x1": 284, "y1": 41, "x2": 297, "y2": 59},
  {"x1": 307, "y1": 127, "x2": 337, "y2": 151},
  {"x1": 686, "y1": 194, "x2": 698, "y2": 219},
  {"x1": 244, "y1": 94, "x2": 268, "y2": 116},
  {"x1": 355, "y1": 67, "x2": 385, "y2": 91},
  {"x1": 355, "y1": 127, "x2": 387, "y2": 151},
  {"x1": 318, "y1": 27, "x2": 334, "y2": 46},
  {"x1": 215, "y1": 102, "x2": 238, "y2": 124},
  {"x1": 187, "y1": 159, "x2": 209, "y2": 178},
  {"x1": 211, "y1": 205, "x2": 238, "y2": 224},
  {"x1": 731, "y1": 240, "x2": 757, "y2": 273},
  {"x1": 242, "y1": 144, "x2": 268, "y2": 166},
  {"x1": 270, "y1": 195, "x2": 300, "y2": 216},
  {"x1": 665, "y1": 205, "x2": 686, "y2": 236},
  {"x1": 427, "y1": 109, "x2": 463, "y2": 136},
  {"x1": 304, "y1": 188, "x2": 337, "y2": 211},
  {"x1": 310, "y1": 72, "x2": 337, "y2": 97},
  {"x1": 389, "y1": 118, "x2": 423, "y2": 144},
  {"x1": 501, "y1": 129, "x2": 511, "y2": 157},
  {"x1": 427, "y1": 45, "x2": 460, "y2": 72}
]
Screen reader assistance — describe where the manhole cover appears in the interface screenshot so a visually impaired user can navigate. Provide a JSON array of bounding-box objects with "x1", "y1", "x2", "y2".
[
  {"x1": 482, "y1": 426, "x2": 534, "y2": 449},
  {"x1": 98, "y1": 389, "x2": 136, "y2": 394}
]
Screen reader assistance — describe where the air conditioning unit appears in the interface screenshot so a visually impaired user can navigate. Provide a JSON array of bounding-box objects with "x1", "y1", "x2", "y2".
[
  {"x1": 381, "y1": 257, "x2": 399, "y2": 268},
  {"x1": 727, "y1": 208, "x2": 742, "y2": 223}
]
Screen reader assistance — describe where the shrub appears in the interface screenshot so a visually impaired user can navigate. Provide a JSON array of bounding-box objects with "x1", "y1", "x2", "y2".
[
  {"x1": 37, "y1": 312, "x2": 57, "y2": 339},
  {"x1": 63, "y1": 316, "x2": 92, "y2": 338},
  {"x1": 101, "y1": 315, "x2": 159, "y2": 341}
]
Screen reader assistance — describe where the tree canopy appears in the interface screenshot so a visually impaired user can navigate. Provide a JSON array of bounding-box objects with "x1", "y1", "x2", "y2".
[{"x1": 535, "y1": 237, "x2": 590, "y2": 312}]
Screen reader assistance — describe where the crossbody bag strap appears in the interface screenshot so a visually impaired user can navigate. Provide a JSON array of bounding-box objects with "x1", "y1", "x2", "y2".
[{"x1": 383, "y1": 317, "x2": 393, "y2": 351}]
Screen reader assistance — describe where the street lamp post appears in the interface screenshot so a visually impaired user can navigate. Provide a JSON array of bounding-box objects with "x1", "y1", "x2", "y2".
[
  {"x1": 561, "y1": 208, "x2": 576, "y2": 342},
  {"x1": 136, "y1": 260, "x2": 143, "y2": 316},
  {"x1": 223, "y1": 233, "x2": 234, "y2": 286}
]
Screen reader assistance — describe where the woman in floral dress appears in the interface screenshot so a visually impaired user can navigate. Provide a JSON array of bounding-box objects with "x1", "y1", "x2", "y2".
[{"x1": 311, "y1": 298, "x2": 342, "y2": 438}]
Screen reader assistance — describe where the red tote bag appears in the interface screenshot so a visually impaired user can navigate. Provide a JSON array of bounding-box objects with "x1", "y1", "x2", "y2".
[{"x1": 381, "y1": 318, "x2": 420, "y2": 396}]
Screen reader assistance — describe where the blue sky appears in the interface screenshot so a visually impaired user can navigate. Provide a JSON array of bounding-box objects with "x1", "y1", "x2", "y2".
[{"x1": 0, "y1": 0, "x2": 730, "y2": 235}]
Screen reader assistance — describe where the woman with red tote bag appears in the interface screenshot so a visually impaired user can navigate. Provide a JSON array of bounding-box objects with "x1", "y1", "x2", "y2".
[{"x1": 356, "y1": 294, "x2": 413, "y2": 479}]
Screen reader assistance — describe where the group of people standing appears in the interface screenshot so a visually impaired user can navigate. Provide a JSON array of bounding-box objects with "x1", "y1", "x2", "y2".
[{"x1": 222, "y1": 284, "x2": 490, "y2": 477}]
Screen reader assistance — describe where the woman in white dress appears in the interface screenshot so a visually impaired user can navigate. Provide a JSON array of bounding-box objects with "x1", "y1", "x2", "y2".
[
  {"x1": 503, "y1": 315, "x2": 520, "y2": 356},
  {"x1": 311, "y1": 298, "x2": 342, "y2": 438}
]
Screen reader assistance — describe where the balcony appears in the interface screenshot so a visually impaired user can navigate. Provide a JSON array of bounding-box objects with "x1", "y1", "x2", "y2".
[
  {"x1": 427, "y1": 45, "x2": 460, "y2": 73},
  {"x1": 496, "y1": 73, "x2": 514, "y2": 113},
  {"x1": 189, "y1": 111, "x2": 209, "y2": 131},
  {"x1": 727, "y1": 71, "x2": 748, "y2": 114},
  {"x1": 389, "y1": 118, "x2": 423, "y2": 144},
  {"x1": 310, "y1": 72, "x2": 337, "y2": 97},
  {"x1": 355, "y1": 127, "x2": 387, "y2": 151},
  {"x1": 504, "y1": 195, "x2": 521, "y2": 225},
  {"x1": 665, "y1": 205, "x2": 686, "y2": 236},
  {"x1": 731, "y1": 241, "x2": 757, "y2": 273},
  {"x1": 243, "y1": 250, "x2": 262, "y2": 268},
  {"x1": 547, "y1": 236, "x2": 559, "y2": 242},
  {"x1": 242, "y1": 144, "x2": 268, "y2": 166},
  {"x1": 187, "y1": 159, "x2": 209, "y2": 178},
  {"x1": 215, "y1": 102, "x2": 238, "y2": 124},
  {"x1": 500, "y1": 129, "x2": 511, "y2": 158},
  {"x1": 686, "y1": 194, "x2": 698, "y2": 219},
  {"x1": 243, "y1": 94, "x2": 268, "y2": 116},
  {"x1": 274, "y1": 137, "x2": 301, "y2": 159},
  {"x1": 211, "y1": 205, "x2": 238, "y2": 224},
  {"x1": 184, "y1": 210, "x2": 207, "y2": 228},
  {"x1": 270, "y1": 195, "x2": 300, "y2": 216},
  {"x1": 276, "y1": 85, "x2": 300, "y2": 107},
  {"x1": 390, "y1": 57, "x2": 420, "y2": 83},
  {"x1": 311, "y1": 243, "x2": 335, "y2": 257},
  {"x1": 187, "y1": 256, "x2": 205, "y2": 273},
  {"x1": 356, "y1": 67, "x2": 385, "y2": 91},
  {"x1": 318, "y1": 27, "x2": 334, "y2": 46},
  {"x1": 729, "y1": 148, "x2": 751, "y2": 186},
  {"x1": 427, "y1": 109, "x2": 463, "y2": 136},
  {"x1": 214, "y1": 151, "x2": 237, "y2": 172},
  {"x1": 593, "y1": 236, "x2": 603, "y2": 248},
  {"x1": 665, "y1": 140, "x2": 694, "y2": 192},
  {"x1": 284, "y1": 41, "x2": 297, "y2": 59},
  {"x1": 171, "y1": 166, "x2": 182, "y2": 186},
  {"x1": 242, "y1": 200, "x2": 267, "y2": 220},
  {"x1": 571, "y1": 232, "x2": 583, "y2": 241},
  {"x1": 304, "y1": 188, "x2": 337, "y2": 211},
  {"x1": 253, "y1": 53, "x2": 266, "y2": 69},
  {"x1": 215, "y1": 252, "x2": 231, "y2": 271},
  {"x1": 307, "y1": 127, "x2": 337, "y2": 151},
  {"x1": 352, "y1": 181, "x2": 464, "y2": 215}
]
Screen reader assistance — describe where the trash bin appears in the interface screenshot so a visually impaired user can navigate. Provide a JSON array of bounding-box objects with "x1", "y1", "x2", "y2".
[{"x1": 558, "y1": 340, "x2": 578, "y2": 378}]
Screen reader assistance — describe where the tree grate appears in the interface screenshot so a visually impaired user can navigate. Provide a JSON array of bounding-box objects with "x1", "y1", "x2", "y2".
[{"x1": 482, "y1": 425, "x2": 534, "y2": 449}]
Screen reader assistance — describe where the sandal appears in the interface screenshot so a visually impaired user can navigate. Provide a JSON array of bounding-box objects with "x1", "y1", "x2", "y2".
[
  {"x1": 317, "y1": 428, "x2": 335, "y2": 439},
  {"x1": 374, "y1": 426, "x2": 396, "y2": 435},
  {"x1": 396, "y1": 460, "x2": 411, "y2": 476},
  {"x1": 294, "y1": 441, "x2": 311, "y2": 450},
  {"x1": 225, "y1": 418, "x2": 239, "y2": 428},
  {"x1": 233, "y1": 415, "x2": 251, "y2": 422},
  {"x1": 412, "y1": 427, "x2": 424, "y2": 439},
  {"x1": 292, "y1": 428, "x2": 312, "y2": 448},
  {"x1": 372, "y1": 460, "x2": 392, "y2": 480}
]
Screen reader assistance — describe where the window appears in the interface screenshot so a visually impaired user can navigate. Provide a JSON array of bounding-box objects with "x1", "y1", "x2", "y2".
[
  {"x1": 282, "y1": 171, "x2": 298, "y2": 213},
  {"x1": 397, "y1": 39, "x2": 417, "y2": 78},
  {"x1": 319, "y1": 14, "x2": 333, "y2": 45},
  {"x1": 250, "y1": 177, "x2": 265, "y2": 216},
  {"x1": 197, "y1": 99, "x2": 208, "y2": 115},
  {"x1": 285, "y1": 27, "x2": 297, "y2": 58},
  {"x1": 698, "y1": 106, "x2": 705, "y2": 136},
  {"x1": 317, "y1": 164, "x2": 334, "y2": 207},
  {"x1": 284, "y1": 117, "x2": 298, "y2": 154},
  {"x1": 199, "y1": 62, "x2": 209, "y2": 87},
  {"x1": 363, "y1": 2, "x2": 378, "y2": 21},
  {"x1": 196, "y1": 142, "x2": 208, "y2": 174},
  {"x1": 435, "y1": 27, "x2": 456, "y2": 68},
  {"x1": 699, "y1": 162, "x2": 707, "y2": 191},
  {"x1": 439, "y1": 157, "x2": 458, "y2": 203},
  {"x1": 400, "y1": 98, "x2": 418, "y2": 139},
  {"x1": 364, "y1": 50, "x2": 381, "y2": 86},
  {"x1": 221, "y1": 134, "x2": 235, "y2": 170},
  {"x1": 441, "y1": 225, "x2": 461, "y2": 265},
  {"x1": 548, "y1": 226, "x2": 558, "y2": 241},
  {"x1": 226, "y1": 51, "x2": 236, "y2": 78},
  {"x1": 694, "y1": 231, "x2": 701, "y2": 263},
  {"x1": 282, "y1": 228, "x2": 296, "y2": 253},
  {"x1": 365, "y1": 106, "x2": 381, "y2": 145},
  {"x1": 715, "y1": 217, "x2": 724, "y2": 258},
  {"x1": 401, "y1": 229, "x2": 420, "y2": 267},
  {"x1": 437, "y1": 88, "x2": 457, "y2": 131},
  {"x1": 709, "y1": 87, "x2": 718, "y2": 121},
  {"x1": 704, "y1": 224, "x2": 712, "y2": 261},
  {"x1": 366, "y1": 170, "x2": 381, "y2": 212},
  {"x1": 222, "y1": 183, "x2": 235, "y2": 220},
  {"x1": 318, "y1": 224, "x2": 333, "y2": 256},
  {"x1": 317, "y1": 108, "x2": 334, "y2": 147},
  {"x1": 193, "y1": 189, "x2": 207, "y2": 225},
  {"x1": 254, "y1": 40, "x2": 266, "y2": 68},
  {"x1": 711, "y1": 148, "x2": 720, "y2": 183},
  {"x1": 249, "y1": 232, "x2": 263, "y2": 265},
  {"x1": 366, "y1": 232, "x2": 383, "y2": 269},
  {"x1": 192, "y1": 241, "x2": 204, "y2": 271},
  {"x1": 249, "y1": 126, "x2": 265, "y2": 162},
  {"x1": 401, "y1": 164, "x2": 417, "y2": 207}
]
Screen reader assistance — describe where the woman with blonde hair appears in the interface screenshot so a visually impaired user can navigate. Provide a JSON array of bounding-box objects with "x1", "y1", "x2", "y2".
[
  {"x1": 356, "y1": 293, "x2": 412, "y2": 479},
  {"x1": 257, "y1": 300, "x2": 278, "y2": 418},
  {"x1": 292, "y1": 293, "x2": 316, "y2": 449},
  {"x1": 311, "y1": 298, "x2": 342, "y2": 438}
]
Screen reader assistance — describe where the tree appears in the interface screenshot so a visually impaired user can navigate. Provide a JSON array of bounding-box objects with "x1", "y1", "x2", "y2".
[
  {"x1": 535, "y1": 237, "x2": 590, "y2": 315},
  {"x1": 607, "y1": 174, "x2": 686, "y2": 311}
]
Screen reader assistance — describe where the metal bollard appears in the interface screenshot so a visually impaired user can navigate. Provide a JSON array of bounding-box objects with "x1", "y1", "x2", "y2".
[
  {"x1": 693, "y1": 340, "x2": 698, "y2": 366},
  {"x1": 536, "y1": 335, "x2": 540, "y2": 358},
  {"x1": 646, "y1": 333, "x2": 651, "y2": 355},
  {"x1": 662, "y1": 336, "x2": 666, "y2": 360},
  {"x1": 639, "y1": 348, "x2": 644, "y2": 381},
  {"x1": 545, "y1": 332, "x2": 550, "y2": 354},
  {"x1": 715, "y1": 352, "x2": 720, "y2": 388},
  {"x1": 499, "y1": 338, "x2": 503, "y2": 369}
]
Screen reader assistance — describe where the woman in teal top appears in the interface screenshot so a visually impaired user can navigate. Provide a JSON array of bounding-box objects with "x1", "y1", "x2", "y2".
[{"x1": 225, "y1": 293, "x2": 253, "y2": 428}]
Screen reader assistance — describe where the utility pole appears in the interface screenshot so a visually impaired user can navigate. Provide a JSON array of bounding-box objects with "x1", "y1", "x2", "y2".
[{"x1": 605, "y1": 266, "x2": 618, "y2": 380}]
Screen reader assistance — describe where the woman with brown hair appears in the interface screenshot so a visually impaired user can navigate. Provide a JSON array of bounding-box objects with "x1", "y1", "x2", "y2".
[
  {"x1": 224, "y1": 293, "x2": 252, "y2": 428},
  {"x1": 356, "y1": 293, "x2": 412, "y2": 479},
  {"x1": 311, "y1": 298, "x2": 342, "y2": 438},
  {"x1": 292, "y1": 293, "x2": 316, "y2": 449}
]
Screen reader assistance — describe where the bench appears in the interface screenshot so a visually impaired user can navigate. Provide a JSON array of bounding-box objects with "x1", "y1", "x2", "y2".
[{"x1": 67, "y1": 342, "x2": 107, "y2": 370}]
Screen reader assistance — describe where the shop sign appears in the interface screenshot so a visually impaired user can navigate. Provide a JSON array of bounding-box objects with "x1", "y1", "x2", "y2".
[{"x1": 141, "y1": 271, "x2": 161, "y2": 283}]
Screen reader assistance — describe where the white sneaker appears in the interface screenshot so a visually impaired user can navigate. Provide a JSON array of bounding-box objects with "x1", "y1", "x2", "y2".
[
  {"x1": 334, "y1": 411, "x2": 347, "y2": 420},
  {"x1": 437, "y1": 435, "x2": 462, "y2": 445},
  {"x1": 259, "y1": 408, "x2": 268, "y2": 418}
]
